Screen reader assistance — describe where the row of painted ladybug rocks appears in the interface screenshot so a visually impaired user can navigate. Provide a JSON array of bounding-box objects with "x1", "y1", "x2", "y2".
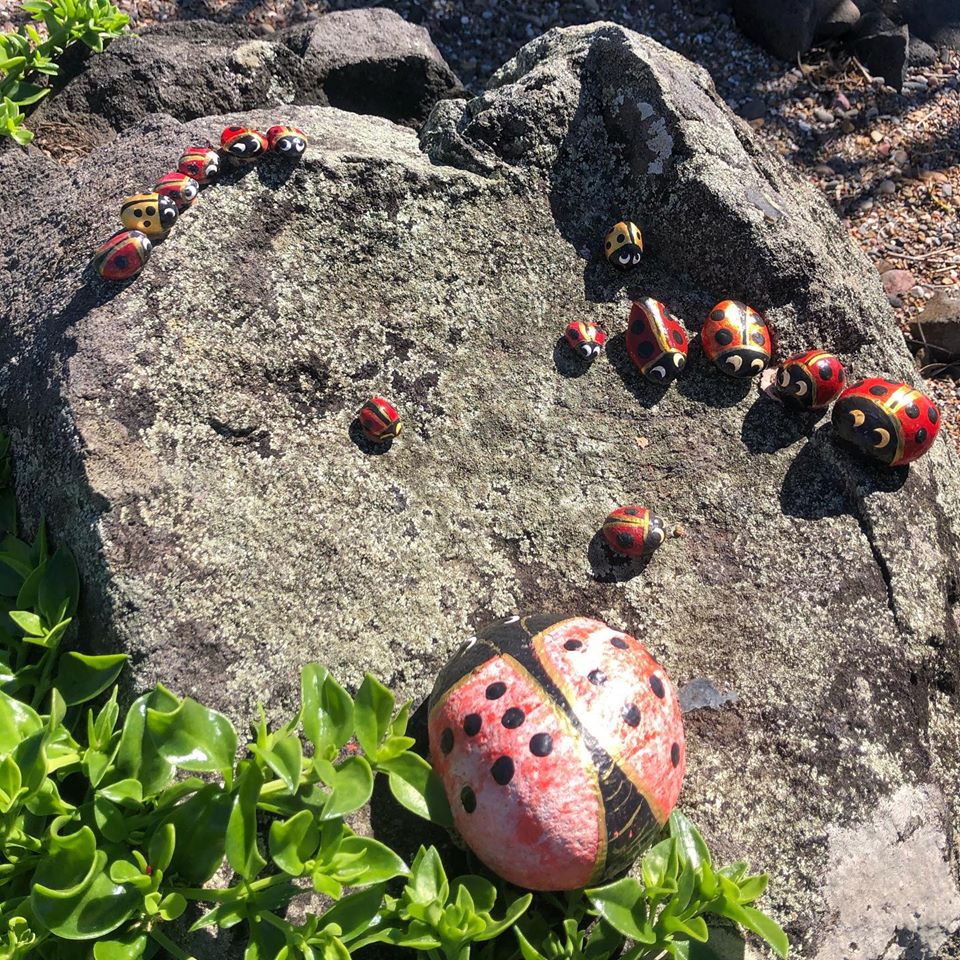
[{"x1": 91, "y1": 126, "x2": 308, "y2": 282}]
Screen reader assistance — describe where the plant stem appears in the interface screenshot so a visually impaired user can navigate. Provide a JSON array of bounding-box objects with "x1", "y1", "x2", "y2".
[{"x1": 148, "y1": 927, "x2": 197, "y2": 960}]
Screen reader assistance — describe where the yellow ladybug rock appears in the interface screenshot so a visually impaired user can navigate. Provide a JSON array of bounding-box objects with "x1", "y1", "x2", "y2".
[
  {"x1": 120, "y1": 193, "x2": 178, "y2": 238},
  {"x1": 604, "y1": 221, "x2": 644, "y2": 270}
]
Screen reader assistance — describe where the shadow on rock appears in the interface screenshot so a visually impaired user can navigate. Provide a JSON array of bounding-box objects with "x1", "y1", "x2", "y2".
[
  {"x1": 256, "y1": 156, "x2": 302, "y2": 191},
  {"x1": 741, "y1": 393, "x2": 827, "y2": 454},
  {"x1": 676, "y1": 341, "x2": 753, "y2": 409},
  {"x1": 215, "y1": 161, "x2": 261, "y2": 187},
  {"x1": 606, "y1": 331, "x2": 671, "y2": 409},
  {"x1": 587, "y1": 530, "x2": 653, "y2": 582},
  {"x1": 553, "y1": 336, "x2": 593, "y2": 379},
  {"x1": 349, "y1": 419, "x2": 395, "y2": 455}
]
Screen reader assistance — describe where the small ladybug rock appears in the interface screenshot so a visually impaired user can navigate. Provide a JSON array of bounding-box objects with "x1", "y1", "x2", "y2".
[
  {"x1": 220, "y1": 126, "x2": 268, "y2": 161},
  {"x1": 602, "y1": 505, "x2": 666, "y2": 559},
  {"x1": 832, "y1": 378, "x2": 940, "y2": 466},
  {"x1": 604, "y1": 221, "x2": 644, "y2": 270},
  {"x1": 773, "y1": 350, "x2": 846, "y2": 410},
  {"x1": 564, "y1": 320, "x2": 606, "y2": 360},
  {"x1": 627, "y1": 299, "x2": 689, "y2": 384},
  {"x1": 429, "y1": 614, "x2": 684, "y2": 891},
  {"x1": 154, "y1": 171, "x2": 200, "y2": 211},
  {"x1": 266, "y1": 125, "x2": 307, "y2": 157},
  {"x1": 357, "y1": 397, "x2": 401, "y2": 443},
  {"x1": 120, "y1": 193, "x2": 178, "y2": 238},
  {"x1": 702, "y1": 300, "x2": 772, "y2": 378},
  {"x1": 178, "y1": 147, "x2": 220, "y2": 184},
  {"x1": 92, "y1": 230, "x2": 152, "y2": 281}
]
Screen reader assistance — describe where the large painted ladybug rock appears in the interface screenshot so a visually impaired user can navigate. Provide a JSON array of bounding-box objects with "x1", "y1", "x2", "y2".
[
  {"x1": 220, "y1": 126, "x2": 268, "y2": 161},
  {"x1": 602, "y1": 505, "x2": 666, "y2": 558},
  {"x1": 702, "y1": 300, "x2": 772, "y2": 378},
  {"x1": 120, "y1": 193, "x2": 178, "y2": 238},
  {"x1": 154, "y1": 171, "x2": 200, "y2": 211},
  {"x1": 564, "y1": 320, "x2": 606, "y2": 360},
  {"x1": 429, "y1": 614, "x2": 684, "y2": 891},
  {"x1": 773, "y1": 350, "x2": 846, "y2": 410},
  {"x1": 266, "y1": 125, "x2": 308, "y2": 157},
  {"x1": 178, "y1": 147, "x2": 220, "y2": 184},
  {"x1": 604, "y1": 221, "x2": 644, "y2": 270},
  {"x1": 357, "y1": 396, "x2": 401, "y2": 443},
  {"x1": 92, "y1": 230, "x2": 152, "y2": 281},
  {"x1": 627, "y1": 299, "x2": 689, "y2": 384},
  {"x1": 832, "y1": 378, "x2": 940, "y2": 465}
]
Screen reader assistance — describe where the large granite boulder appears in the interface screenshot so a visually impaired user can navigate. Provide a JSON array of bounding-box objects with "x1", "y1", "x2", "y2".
[
  {"x1": 2, "y1": 21, "x2": 960, "y2": 959},
  {"x1": 29, "y1": 8, "x2": 462, "y2": 151}
]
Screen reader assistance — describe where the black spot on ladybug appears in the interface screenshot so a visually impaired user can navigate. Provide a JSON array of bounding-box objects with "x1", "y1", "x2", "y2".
[
  {"x1": 715, "y1": 329, "x2": 734, "y2": 346},
  {"x1": 625, "y1": 508, "x2": 638, "y2": 516},
  {"x1": 564, "y1": 639, "x2": 582, "y2": 651},
  {"x1": 710, "y1": 309, "x2": 725, "y2": 322},
  {"x1": 486, "y1": 682, "x2": 506, "y2": 700},
  {"x1": 916, "y1": 427, "x2": 928, "y2": 443},
  {"x1": 839, "y1": 368, "x2": 846, "y2": 382},
  {"x1": 529, "y1": 733, "x2": 553, "y2": 756},
  {"x1": 143, "y1": 221, "x2": 152, "y2": 228},
  {"x1": 750, "y1": 331, "x2": 766, "y2": 345},
  {"x1": 461, "y1": 785, "x2": 477, "y2": 812},
  {"x1": 616, "y1": 532, "x2": 635, "y2": 547},
  {"x1": 133, "y1": 208, "x2": 143, "y2": 217},
  {"x1": 906, "y1": 403, "x2": 920, "y2": 419},
  {"x1": 650, "y1": 675, "x2": 665, "y2": 699},
  {"x1": 115, "y1": 256, "x2": 128, "y2": 268},
  {"x1": 622, "y1": 703, "x2": 641, "y2": 727},
  {"x1": 671, "y1": 743, "x2": 681, "y2": 767},
  {"x1": 818, "y1": 363, "x2": 833, "y2": 380},
  {"x1": 464, "y1": 713, "x2": 482, "y2": 736},
  {"x1": 929, "y1": 406, "x2": 939, "y2": 423},
  {"x1": 491, "y1": 756, "x2": 515, "y2": 785},
  {"x1": 588, "y1": 669, "x2": 607, "y2": 686},
  {"x1": 440, "y1": 728, "x2": 454, "y2": 754},
  {"x1": 502, "y1": 707, "x2": 525, "y2": 728},
  {"x1": 636, "y1": 341, "x2": 654, "y2": 358},
  {"x1": 146, "y1": 206, "x2": 156, "y2": 216},
  {"x1": 617, "y1": 233, "x2": 625, "y2": 243},
  {"x1": 870, "y1": 384, "x2": 888, "y2": 396},
  {"x1": 672, "y1": 330, "x2": 684, "y2": 345},
  {"x1": 611, "y1": 636, "x2": 628, "y2": 650}
]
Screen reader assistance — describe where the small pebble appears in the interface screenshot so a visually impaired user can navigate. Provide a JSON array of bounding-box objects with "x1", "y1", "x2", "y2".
[
  {"x1": 877, "y1": 179, "x2": 896, "y2": 196},
  {"x1": 798, "y1": 119, "x2": 812, "y2": 133},
  {"x1": 870, "y1": 130, "x2": 884, "y2": 143},
  {"x1": 814, "y1": 107, "x2": 834, "y2": 123},
  {"x1": 943, "y1": 184, "x2": 954, "y2": 198}
]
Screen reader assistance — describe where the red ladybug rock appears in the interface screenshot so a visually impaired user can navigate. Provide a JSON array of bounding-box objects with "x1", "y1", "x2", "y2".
[
  {"x1": 178, "y1": 147, "x2": 220, "y2": 184},
  {"x1": 266, "y1": 125, "x2": 308, "y2": 157},
  {"x1": 702, "y1": 300, "x2": 771, "y2": 378},
  {"x1": 91, "y1": 230, "x2": 152, "y2": 281},
  {"x1": 429, "y1": 614, "x2": 684, "y2": 891},
  {"x1": 627, "y1": 298, "x2": 689, "y2": 384},
  {"x1": 832, "y1": 378, "x2": 940, "y2": 466},
  {"x1": 154, "y1": 171, "x2": 200, "y2": 211},
  {"x1": 602, "y1": 505, "x2": 666, "y2": 558},
  {"x1": 220, "y1": 126, "x2": 268, "y2": 161},
  {"x1": 564, "y1": 320, "x2": 606, "y2": 360},
  {"x1": 773, "y1": 349, "x2": 846, "y2": 410},
  {"x1": 357, "y1": 396, "x2": 401, "y2": 442}
]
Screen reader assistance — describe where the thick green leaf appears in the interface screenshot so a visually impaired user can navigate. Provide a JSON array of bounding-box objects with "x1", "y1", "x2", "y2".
[
  {"x1": 379, "y1": 751, "x2": 453, "y2": 828},
  {"x1": 711, "y1": 902, "x2": 789, "y2": 959},
  {"x1": 0, "y1": 689, "x2": 42, "y2": 751},
  {"x1": 337, "y1": 835, "x2": 409, "y2": 884},
  {"x1": 15, "y1": 559, "x2": 45, "y2": 607},
  {"x1": 54, "y1": 652, "x2": 126, "y2": 706},
  {"x1": 93, "y1": 931, "x2": 148, "y2": 960},
  {"x1": 38, "y1": 546, "x2": 79, "y2": 624},
  {"x1": 9, "y1": 609, "x2": 43, "y2": 636},
  {"x1": 586, "y1": 878, "x2": 650, "y2": 942},
  {"x1": 318, "y1": 884, "x2": 388, "y2": 943},
  {"x1": 0, "y1": 753, "x2": 22, "y2": 811},
  {"x1": 405, "y1": 846, "x2": 448, "y2": 907},
  {"x1": 514, "y1": 926, "x2": 549, "y2": 960},
  {"x1": 13, "y1": 730, "x2": 47, "y2": 794},
  {"x1": 354, "y1": 675, "x2": 394, "y2": 757},
  {"x1": 736, "y1": 874, "x2": 769, "y2": 904},
  {"x1": 114, "y1": 686, "x2": 179, "y2": 796},
  {"x1": 163, "y1": 784, "x2": 231, "y2": 884},
  {"x1": 301, "y1": 664, "x2": 354, "y2": 754},
  {"x1": 671, "y1": 811, "x2": 711, "y2": 871},
  {"x1": 451, "y1": 876, "x2": 497, "y2": 915},
  {"x1": 149, "y1": 822, "x2": 176, "y2": 871},
  {"x1": 318, "y1": 755, "x2": 373, "y2": 820},
  {"x1": 256, "y1": 732, "x2": 302, "y2": 793},
  {"x1": 475, "y1": 894, "x2": 533, "y2": 941},
  {"x1": 269, "y1": 808, "x2": 319, "y2": 876},
  {"x1": 146, "y1": 695, "x2": 238, "y2": 778},
  {"x1": 226, "y1": 761, "x2": 267, "y2": 880},
  {"x1": 98, "y1": 778, "x2": 142, "y2": 806}
]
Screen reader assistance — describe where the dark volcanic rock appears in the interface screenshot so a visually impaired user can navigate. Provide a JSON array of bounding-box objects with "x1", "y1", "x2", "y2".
[
  {"x1": 852, "y1": 11, "x2": 909, "y2": 90},
  {"x1": 3, "y1": 22, "x2": 960, "y2": 959},
  {"x1": 732, "y1": 0, "x2": 837, "y2": 59},
  {"x1": 31, "y1": 8, "x2": 461, "y2": 151}
]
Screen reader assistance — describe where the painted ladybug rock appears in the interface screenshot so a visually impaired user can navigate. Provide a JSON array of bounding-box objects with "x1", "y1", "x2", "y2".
[
  {"x1": 832, "y1": 378, "x2": 940, "y2": 466},
  {"x1": 602, "y1": 505, "x2": 666, "y2": 559},
  {"x1": 92, "y1": 230, "x2": 152, "y2": 281},
  {"x1": 154, "y1": 171, "x2": 200, "y2": 211},
  {"x1": 120, "y1": 193, "x2": 178, "y2": 238},
  {"x1": 178, "y1": 147, "x2": 220, "y2": 184},
  {"x1": 266, "y1": 125, "x2": 307, "y2": 157},
  {"x1": 357, "y1": 396, "x2": 401, "y2": 443},
  {"x1": 429, "y1": 614, "x2": 684, "y2": 891},
  {"x1": 773, "y1": 350, "x2": 846, "y2": 410},
  {"x1": 627, "y1": 299, "x2": 689, "y2": 384},
  {"x1": 564, "y1": 320, "x2": 606, "y2": 360},
  {"x1": 221, "y1": 126, "x2": 268, "y2": 161},
  {"x1": 702, "y1": 300, "x2": 772, "y2": 378},
  {"x1": 604, "y1": 221, "x2": 644, "y2": 270}
]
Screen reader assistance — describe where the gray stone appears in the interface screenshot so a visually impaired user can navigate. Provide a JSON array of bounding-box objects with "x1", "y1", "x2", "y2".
[
  {"x1": 851, "y1": 11, "x2": 909, "y2": 90},
  {"x1": 678, "y1": 678, "x2": 738, "y2": 712},
  {"x1": 908, "y1": 35, "x2": 939, "y2": 65},
  {"x1": 732, "y1": 0, "x2": 834, "y2": 59},
  {"x1": 3, "y1": 22, "x2": 960, "y2": 958},
  {"x1": 815, "y1": 0, "x2": 867, "y2": 39},
  {"x1": 910, "y1": 293, "x2": 960, "y2": 360},
  {"x1": 30, "y1": 9, "x2": 462, "y2": 152}
]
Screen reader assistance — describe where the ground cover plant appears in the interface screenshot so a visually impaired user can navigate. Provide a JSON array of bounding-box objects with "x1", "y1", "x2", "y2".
[
  {"x1": 0, "y1": 0, "x2": 128, "y2": 144},
  {"x1": 0, "y1": 435, "x2": 788, "y2": 960}
]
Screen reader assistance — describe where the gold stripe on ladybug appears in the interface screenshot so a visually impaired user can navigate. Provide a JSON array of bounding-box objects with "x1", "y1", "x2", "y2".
[
  {"x1": 604, "y1": 221, "x2": 644, "y2": 270},
  {"x1": 120, "y1": 193, "x2": 178, "y2": 238},
  {"x1": 92, "y1": 230, "x2": 152, "y2": 281}
]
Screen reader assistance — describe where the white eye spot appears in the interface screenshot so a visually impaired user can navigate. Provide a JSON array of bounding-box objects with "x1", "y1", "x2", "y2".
[
  {"x1": 726, "y1": 356, "x2": 743, "y2": 372},
  {"x1": 294, "y1": 139, "x2": 305, "y2": 152},
  {"x1": 142, "y1": 237, "x2": 152, "y2": 252},
  {"x1": 795, "y1": 381, "x2": 808, "y2": 397},
  {"x1": 673, "y1": 353, "x2": 684, "y2": 368},
  {"x1": 777, "y1": 369, "x2": 790, "y2": 387},
  {"x1": 504, "y1": 616, "x2": 519, "y2": 624},
  {"x1": 650, "y1": 528, "x2": 665, "y2": 544},
  {"x1": 590, "y1": 344, "x2": 602, "y2": 358},
  {"x1": 184, "y1": 185, "x2": 198, "y2": 199},
  {"x1": 632, "y1": 252, "x2": 642, "y2": 264},
  {"x1": 651, "y1": 365, "x2": 666, "y2": 378},
  {"x1": 873, "y1": 428, "x2": 891, "y2": 448},
  {"x1": 579, "y1": 343, "x2": 593, "y2": 358},
  {"x1": 751, "y1": 358, "x2": 765, "y2": 371},
  {"x1": 617, "y1": 251, "x2": 631, "y2": 265},
  {"x1": 851, "y1": 409, "x2": 866, "y2": 427},
  {"x1": 280, "y1": 140, "x2": 292, "y2": 152},
  {"x1": 234, "y1": 143, "x2": 246, "y2": 153}
]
